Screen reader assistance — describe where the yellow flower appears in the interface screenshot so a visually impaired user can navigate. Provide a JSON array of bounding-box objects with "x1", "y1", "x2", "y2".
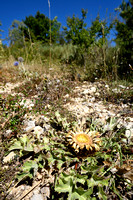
[{"x1": 66, "y1": 127, "x2": 102, "y2": 153}]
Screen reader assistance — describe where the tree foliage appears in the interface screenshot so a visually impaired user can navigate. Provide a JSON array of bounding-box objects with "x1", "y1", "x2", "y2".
[
  {"x1": 89, "y1": 15, "x2": 112, "y2": 46},
  {"x1": 115, "y1": 0, "x2": 133, "y2": 75},
  {"x1": 63, "y1": 9, "x2": 90, "y2": 48},
  {"x1": 8, "y1": 20, "x2": 25, "y2": 47},
  {"x1": 22, "y1": 11, "x2": 61, "y2": 44},
  {"x1": 63, "y1": 10, "x2": 112, "y2": 49}
]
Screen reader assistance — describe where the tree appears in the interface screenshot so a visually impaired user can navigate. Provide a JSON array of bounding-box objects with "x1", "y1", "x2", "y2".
[
  {"x1": 50, "y1": 16, "x2": 61, "y2": 44},
  {"x1": 89, "y1": 15, "x2": 113, "y2": 76},
  {"x1": 115, "y1": 0, "x2": 133, "y2": 76},
  {"x1": 8, "y1": 20, "x2": 25, "y2": 47},
  {"x1": 63, "y1": 10, "x2": 113, "y2": 75},
  {"x1": 22, "y1": 11, "x2": 61, "y2": 44},
  {"x1": 63, "y1": 10, "x2": 112, "y2": 49},
  {"x1": 89, "y1": 15, "x2": 112, "y2": 45},
  {"x1": 63, "y1": 9, "x2": 90, "y2": 48}
]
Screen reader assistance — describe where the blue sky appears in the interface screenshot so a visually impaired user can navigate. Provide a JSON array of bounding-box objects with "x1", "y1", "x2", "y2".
[{"x1": 0, "y1": 0, "x2": 124, "y2": 45}]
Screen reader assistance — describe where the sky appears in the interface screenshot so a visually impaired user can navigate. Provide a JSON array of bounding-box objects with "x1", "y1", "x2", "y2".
[{"x1": 0, "y1": 0, "x2": 124, "y2": 45}]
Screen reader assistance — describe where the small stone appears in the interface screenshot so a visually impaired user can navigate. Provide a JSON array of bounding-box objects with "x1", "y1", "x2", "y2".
[
  {"x1": 2, "y1": 165, "x2": 9, "y2": 169},
  {"x1": 110, "y1": 167, "x2": 118, "y2": 174},
  {"x1": 3, "y1": 152, "x2": 16, "y2": 163},
  {"x1": 90, "y1": 97, "x2": 95, "y2": 102},
  {"x1": 21, "y1": 185, "x2": 25, "y2": 190},
  {"x1": 83, "y1": 89, "x2": 89, "y2": 95},
  {"x1": 90, "y1": 86, "x2": 96, "y2": 93},
  {"x1": 30, "y1": 194, "x2": 44, "y2": 200},
  {"x1": 125, "y1": 130, "x2": 131, "y2": 138},
  {"x1": 33, "y1": 188, "x2": 40, "y2": 195},
  {"x1": 64, "y1": 94, "x2": 69, "y2": 98},
  {"x1": 40, "y1": 186, "x2": 50, "y2": 197},
  {"x1": 5, "y1": 129, "x2": 12, "y2": 137},
  {"x1": 24, "y1": 120, "x2": 35, "y2": 132},
  {"x1": 95, "y1": 92, "x2": 100, "y2": 96},
  {"x1": 34, "y1": 126, "x2": 44, "y2": 137}
]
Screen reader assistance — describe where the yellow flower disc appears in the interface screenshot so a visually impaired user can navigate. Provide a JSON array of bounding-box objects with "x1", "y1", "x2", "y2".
[
  {"x1": 66, "y1": 129, "x2": 102, "y2": 153},
  {"x1": 73, "y1": 133, "x2": 92, "y2": 145}
]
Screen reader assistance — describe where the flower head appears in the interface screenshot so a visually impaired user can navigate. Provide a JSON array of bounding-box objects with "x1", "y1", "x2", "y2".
[
  {"x1": 14, "y1": 61, "x2": 19, "y2": 66},
  {"x1": 18, "y1": 57, "x2": 24, "y2": 63},
  {"x1": 66, "y1": 127, "x2": 102, "y2": 154}
]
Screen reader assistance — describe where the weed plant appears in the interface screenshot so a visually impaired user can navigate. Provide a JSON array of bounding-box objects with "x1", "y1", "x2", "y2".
[{"x1": 6, "y1": 113, "x2": 133, "y2": 200}]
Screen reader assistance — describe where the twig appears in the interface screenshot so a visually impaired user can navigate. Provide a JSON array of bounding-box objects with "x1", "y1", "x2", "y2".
[{"x1": 17, "y1": 180, "x2": 41, "y2": 200}]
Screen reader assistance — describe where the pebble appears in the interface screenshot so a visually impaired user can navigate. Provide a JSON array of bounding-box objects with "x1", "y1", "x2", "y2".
[
  {"x1": 33, "y1": 189, "x2": 40, "y2": 195},
  {"x1": 30, "y1": 194, "x2": 44, "y2": 200},
  {"x1": 40, "y1": 186, "x2": 50, "y2": 197},
  {"x1": 90, "y1": 86, "x2": 97, "y2": 93},
  {"x1": 5, "y1": 129, "x2": 12, "y2": 138},
  {"x1": 34, "y1": 126, "x2": 44, "y2": 137},
  {"x1": 24, "y1": 120, "x2": 36, "y2": 132},
  {"x1": 3, "y1": 152, "x2": 16, "y2": 163}
]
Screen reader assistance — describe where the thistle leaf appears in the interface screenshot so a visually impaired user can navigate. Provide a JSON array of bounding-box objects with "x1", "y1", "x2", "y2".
[{"x1": 9, "y1": 140, "x2": 23, "y2": 151}]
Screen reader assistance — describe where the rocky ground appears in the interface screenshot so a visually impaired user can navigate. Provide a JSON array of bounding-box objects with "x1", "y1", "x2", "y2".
[{"x1": 0, "y1": 67, "x2": 133, "y2": 200}]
